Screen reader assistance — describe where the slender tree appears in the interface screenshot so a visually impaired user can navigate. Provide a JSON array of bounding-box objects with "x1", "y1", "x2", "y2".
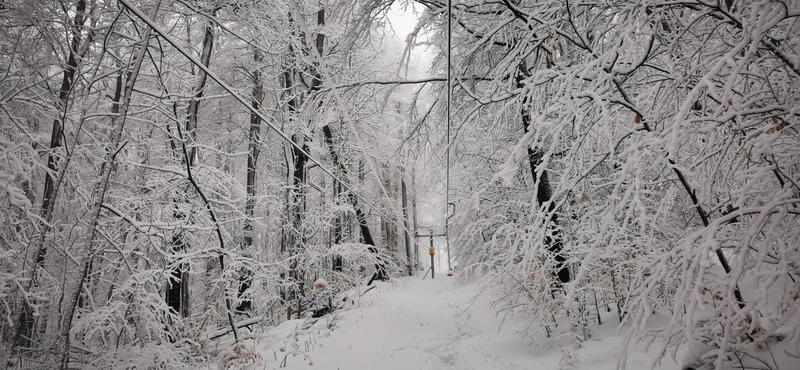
[{"x1": 14, "y1": 0, "x2": 91, "y2": 348}]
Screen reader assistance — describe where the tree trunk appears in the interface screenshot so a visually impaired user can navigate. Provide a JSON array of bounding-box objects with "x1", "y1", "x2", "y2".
[
  {"x1": 411, "y1": 153, "x2": 419, "y2": 269},
  {"x1": 167, "y1": 15, "x2": 215, "y2": 317},
  {"x1": 289, "y1": 133, "x2": 307, "y2": 299},
  {"x1": 185, "y1": 18, "x2": 214, "y2": 166},
  {"x1": 516, "y1": 63, "x2": 570, "y2": 284},
  {"x1": 333, "y1": 177, "x2": 343, "y2": 271},
  {"x1": 15, "y1": 0, "x2": 88, "y2": 349},
  {"x1": 321, "y1": 125, "x2": 388, "y2": 284},
  {"x1": 401, "y1": 164, "x2": 412, "y2": 276},
  {"x1": 382, "y1": 171, "x2": 394, "y2": 251},
  {"x1": 238, "y1": 49, "x2": 263, "y2": 312},
  {"x1": 58, "y1": 2, "x2": 162, "y2": 367},
  {"x1": 281, "y1": 33, "x2": 305, "y2": 314}
]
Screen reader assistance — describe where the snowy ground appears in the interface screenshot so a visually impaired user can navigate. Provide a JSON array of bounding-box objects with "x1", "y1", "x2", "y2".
[{"x1": 214, "y1": 275, "x2": 692, "y2": 370}]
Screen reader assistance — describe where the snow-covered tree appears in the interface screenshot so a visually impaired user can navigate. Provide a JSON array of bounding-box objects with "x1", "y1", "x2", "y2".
[{"x1": 407, "y1": 1, "x2": 800, "y2": 368}]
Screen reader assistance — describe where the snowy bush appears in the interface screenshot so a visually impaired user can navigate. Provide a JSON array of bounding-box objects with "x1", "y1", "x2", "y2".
[
  {"x1": 445, "y1": 1, "x2": 800, "y2": 369},
  {"x1": 559, "y1": 345, "x2": 578, "y2": 368},
  {"x1": 217, "y1": 342, "x2": 262, "y2": 370}
]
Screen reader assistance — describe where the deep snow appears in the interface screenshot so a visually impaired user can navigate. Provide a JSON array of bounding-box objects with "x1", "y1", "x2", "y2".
[{"x1": 222, "y1": 275, "x2": 694, "y2": 370}]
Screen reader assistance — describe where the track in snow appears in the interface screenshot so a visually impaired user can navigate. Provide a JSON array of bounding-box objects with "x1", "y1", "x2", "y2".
[{"x1": 247, "y1": 275, "x2": 684, "y2": 370}]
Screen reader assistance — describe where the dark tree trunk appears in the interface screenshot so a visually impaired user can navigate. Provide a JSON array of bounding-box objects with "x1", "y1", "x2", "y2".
[
  {"x1": 401, "y1": 165, "x2": 412, "y2": 275},
  {"x1": 381, "y1": 171, "x2": 395, "y2": 251},
  {"x1": 333, "y1": 178, "x2": 343, "y2": 271},
  {"x1": 167, "y1": 17, "x2": 215, "y2": 317},
  {"x1": 166, "y1": 233, "x2": 186, "y2": 314},
  {"x1": 15, "y1": 0, "x2": 88, "y2": 349},
  {"x1": 281, "y1": 26, "x2": 306, "y2": 314},
  {"x1": 290, "y1": 132, "x2": 308, "y2": 280},
  {"x1": 516, "y1": 64, "x2": 570, "y2": 284},
  {"x1": 238, "y1": 49, "x2": 263, "y2": 312},
  {"x1": 58, "y1": 2, "x2": 162, "y2": 366},
  {"x1": 321, "y1": 125, "x2": 388, "y2": 284},
  {"x1": 411, "y1": 155, "x2": 419, "y2": 269},
  {"x1": 185, "y1": 19, "x2": 214, "y2": 166}
]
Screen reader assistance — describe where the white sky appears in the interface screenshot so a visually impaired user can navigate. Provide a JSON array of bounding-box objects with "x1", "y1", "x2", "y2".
[
  {"x1": 385, "y1": 1, "x2": 421, "y2": 43},
  {"x1": 384, "y1": 1, "x2": 433, "y2": 78}
]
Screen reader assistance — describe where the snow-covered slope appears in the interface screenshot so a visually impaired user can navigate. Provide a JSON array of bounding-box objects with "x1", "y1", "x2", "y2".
[{"x1": 234, "y1": 276, "x2": 692, "y2": 370}]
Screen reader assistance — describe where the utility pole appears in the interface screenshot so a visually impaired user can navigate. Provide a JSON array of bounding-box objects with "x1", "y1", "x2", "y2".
[
  {"x1": 445, "y1": 0, "x2": 453, "y2": 271},
  {"x1": 416, "y1": 228, "x2": 446, "y2": 279},
  {"x1": 429, "y1": 237, "x2": 435, "y2": 279}
]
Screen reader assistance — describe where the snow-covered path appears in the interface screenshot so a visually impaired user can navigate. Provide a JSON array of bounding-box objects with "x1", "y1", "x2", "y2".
[
  {"x1": 296, "y1": 276, "x2": 494, "y2": 370},
  {"x1": 292, "y1": 276, "x2": 535, "y2": 370},
  {"x1": 247, "y1": 275, "x2": 683, "y2": 370}
]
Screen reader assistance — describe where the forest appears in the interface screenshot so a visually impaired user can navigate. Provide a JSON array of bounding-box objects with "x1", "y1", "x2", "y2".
[{"x1": 1, "y1": 0, "x2": 799, "y2": 369}]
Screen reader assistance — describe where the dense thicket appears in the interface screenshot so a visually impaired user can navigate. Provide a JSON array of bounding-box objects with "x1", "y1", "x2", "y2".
[
  {"x1": 0, "y1": 0, "x2": 421, "y2": 368},
  {"x1": 2, "y1": 0, "x2": 799, "y2": 369},
  {"x1": 413, "y1": 1, "x2": 800, "y2": 369}
]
